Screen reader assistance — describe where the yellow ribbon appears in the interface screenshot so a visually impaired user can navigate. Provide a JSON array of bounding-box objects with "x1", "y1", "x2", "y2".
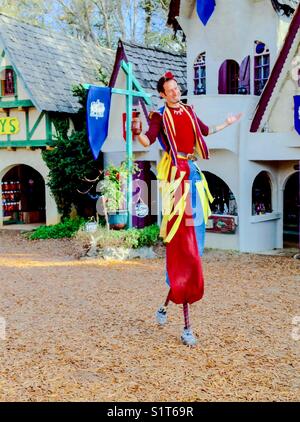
[
  {"x1": 195, "y1": 171, "x2": 214, "y2": 224},
  {"x1": 157, "y1": 153, "x2": 215, "y2": 243},
  {"x1": 157, "y1": 151, "x2": 172, "y2": 181},
  {"x1": 159, "y1": 166, "x2": 189, "y2": 243}
]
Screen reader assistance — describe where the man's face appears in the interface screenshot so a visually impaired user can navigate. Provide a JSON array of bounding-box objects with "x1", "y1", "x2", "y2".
[{"x1": 160, "y1": 79, "x2": 181, "y2": 105}]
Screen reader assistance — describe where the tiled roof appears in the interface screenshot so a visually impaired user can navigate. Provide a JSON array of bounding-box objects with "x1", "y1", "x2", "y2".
[
  {"x1": 109, "y1": 40, "x2": 186, "y2": 108},
  {"x1": 0, "y1": 13, "x2": 114, "y2": 113}
]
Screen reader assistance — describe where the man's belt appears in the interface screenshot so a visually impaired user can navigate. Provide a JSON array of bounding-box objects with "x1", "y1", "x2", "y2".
[{"x1": 177, "y1": 151, "x2": 197, "y2": 161}]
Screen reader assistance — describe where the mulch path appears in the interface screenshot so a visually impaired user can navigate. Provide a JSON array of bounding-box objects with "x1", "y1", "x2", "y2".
[{"x1": 0, "y1": 230, "x2": 299, "y2": 401}]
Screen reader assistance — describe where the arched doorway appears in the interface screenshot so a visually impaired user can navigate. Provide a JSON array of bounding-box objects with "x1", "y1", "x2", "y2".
[
  {"x1": 203, "y1": 171, "x2": 238, "y2": 234},
  {"x1": 218, "y1": 60, "x2": 240, "y2": 94},
  {"x1": 1, "y1": 164, "x2": 46, "y2": 225},
  {"x1": 283, "y1": 172, "x2": 299, "y2": 248},
  {"x1": 203, "y1": 171, "x2": 238, "y2": 215},
  {"x1": 252, "y1": 171, "x2": 273, "y2": 215}
]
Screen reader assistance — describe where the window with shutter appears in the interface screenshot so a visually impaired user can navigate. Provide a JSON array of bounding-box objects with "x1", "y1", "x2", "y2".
[
  {"x1": 1, "y1": 68, "x2": 16, "y2": 96},
  {"x1": 254, "y1": 41, "x2": 270, "y2": 96}
]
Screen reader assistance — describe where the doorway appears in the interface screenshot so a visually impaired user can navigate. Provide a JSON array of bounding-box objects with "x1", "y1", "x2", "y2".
[
  {"x1": 1, "y1": 164, "x2": 46, "y2": 225},
  {"x1": 283, "y1": 172, "x2": 299, "y2": 248}
]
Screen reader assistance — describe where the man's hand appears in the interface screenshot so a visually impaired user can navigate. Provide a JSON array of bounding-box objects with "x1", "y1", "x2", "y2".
[{"x1": 226, "y1": 112, "x2": 243, "y2": 126}]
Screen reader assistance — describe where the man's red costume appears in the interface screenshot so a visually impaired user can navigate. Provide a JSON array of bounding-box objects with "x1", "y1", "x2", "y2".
[{"x1": 145, "y1": 102, "x2": 214, "y2": 304}]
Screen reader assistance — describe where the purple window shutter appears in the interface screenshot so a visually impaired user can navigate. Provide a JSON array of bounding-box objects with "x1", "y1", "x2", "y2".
[
  {"x1": 218, "y1": 61, "x2": 228, "y2": 94},
  {"x1": 239, "y1": 55, "x2": 250, "y2": 94}
]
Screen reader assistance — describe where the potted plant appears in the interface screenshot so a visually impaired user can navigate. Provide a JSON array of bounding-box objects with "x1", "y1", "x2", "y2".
[{"x1": 99, "y1": 161, "x2": 139, "y2": 229}]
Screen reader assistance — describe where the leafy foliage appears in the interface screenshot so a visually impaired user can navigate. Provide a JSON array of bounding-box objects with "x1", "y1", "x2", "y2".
[
  {"x1": 42, "y1": 83, "x2": 103, "y2": 218},
  {"x1": 99, "y1": 161, "x2": 140, "y2": 212},
  {"x1": 78, "y1": 223, "x2": 160, "y2": 249},
  {"x1": 0, "y1": 0, "x2": 185, "y2": 52},
  {"x1": 42, "y1": 126, "x2": 101, "y2": 218},
  {"x1": 28, "y1": 217, "x2": 85, "y2": 240}
]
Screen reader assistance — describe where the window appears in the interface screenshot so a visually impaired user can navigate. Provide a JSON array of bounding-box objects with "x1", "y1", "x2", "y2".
[
  {"x1": 194, "y1": 53, "x2": 206, "y2": 95},
  {"x1": 218, "y1": 60, "x2": 239, "y2": 94},
  {"x1": 252, "y1": 171, "x2": 272, "y2": 215},
  {"x1": 203, "y1": 172, "x2": 238, "y2": 234},
  {"x1": 1, "y1": 68, "x2": 15, "y2": 96},
  {"x1": 202, "y1": 172, "x2": 238, "y2": 216},
  {"x1": 254, "y1": 41, "x2": 270, "y2": 96}
]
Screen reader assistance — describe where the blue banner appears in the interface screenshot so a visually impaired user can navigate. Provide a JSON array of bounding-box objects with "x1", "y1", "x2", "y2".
[
  {"x1": 294, "y1": 95, "x2": 300, "y2": 135},
  {"x1": 87, "y1": 86, "x2": 112, "y2": 159},
  {"x1": 196, "y1": 0, "x2": 216, "y2": 26}
]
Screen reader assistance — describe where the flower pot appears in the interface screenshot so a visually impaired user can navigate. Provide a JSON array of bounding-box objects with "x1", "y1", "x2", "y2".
[{"x1": 108, "y1": 210, "x2": 128, "y2": 230}]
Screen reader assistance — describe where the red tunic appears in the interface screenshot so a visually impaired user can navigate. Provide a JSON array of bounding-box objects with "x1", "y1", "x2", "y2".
[
  {"x1": 145, "y1": 105, "x2": 209, "y2": 151},
  {"x1": 145, "y1": 104, "x2": 210, "y2": 305}
]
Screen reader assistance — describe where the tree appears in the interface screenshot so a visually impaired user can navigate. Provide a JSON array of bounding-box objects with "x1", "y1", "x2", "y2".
[
  {"x1": 0, "y1": 0, "x2": 51, "y2": 26},
  {"x1": 42, "y1": 85, "x2": 102, "y2": 218},
  {"x1": 0, "y1": 0, "x2": 185, "y2": 52},
  {"x1": 140, "y1": 0, "x2": 185, "y2": 51}
]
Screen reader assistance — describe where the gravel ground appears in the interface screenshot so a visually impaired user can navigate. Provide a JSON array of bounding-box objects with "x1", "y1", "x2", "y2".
[{"x1": 0, "y1": 230, "x2": 299, "y2": 402}]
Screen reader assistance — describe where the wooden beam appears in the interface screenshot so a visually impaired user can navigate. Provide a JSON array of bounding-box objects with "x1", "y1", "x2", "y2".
[{"x1": 0, "y1": 99, "x2": 34, "y2": 109}]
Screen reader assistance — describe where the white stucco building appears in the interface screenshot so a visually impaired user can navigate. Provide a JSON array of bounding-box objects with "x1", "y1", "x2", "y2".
[
  {"x1": 167, "y1": 0, "x2": 300, "y2": 252},
  {"x1": 106, "y1": 0, "x2": 299, "y2": 252}
]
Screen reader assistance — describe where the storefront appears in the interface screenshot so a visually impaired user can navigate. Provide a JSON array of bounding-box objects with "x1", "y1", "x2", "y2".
[
  {"x1": 283, "y1": 171, "x2": 300, "y2": 247},
  {"x1": 204, "y1": 171, "x2": 238, "y2": 235},
  {"x1": 1, "y1": 164, "x2": 45, "y2": 225}
]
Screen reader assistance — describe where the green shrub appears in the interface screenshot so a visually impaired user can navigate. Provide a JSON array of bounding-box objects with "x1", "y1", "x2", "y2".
[
  {"x1": 28, "y1": 218, "x2": 85, "y2": 240},
  {"x1": 27, "y1": 220, "x2": 160, "y2": 247},
  {"x1": 77, "y1": 224, "x2": 160, "y2": 249},
  {"x1": 135, "y1": 224, "x2": 160, "y2": 248}
]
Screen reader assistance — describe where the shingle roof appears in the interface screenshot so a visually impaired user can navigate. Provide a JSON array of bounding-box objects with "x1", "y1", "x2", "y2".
[
  {"x1": 0, "y1": 13, "x2": 114, "y2": 113},
  {"x1": 109, "y1": 40, "x2": 186, "y2": 109}
]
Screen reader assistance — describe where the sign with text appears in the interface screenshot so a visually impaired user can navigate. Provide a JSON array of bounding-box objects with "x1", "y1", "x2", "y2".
[{"x1": 0, "y1": 117, "x2": 20, "y2": 135}]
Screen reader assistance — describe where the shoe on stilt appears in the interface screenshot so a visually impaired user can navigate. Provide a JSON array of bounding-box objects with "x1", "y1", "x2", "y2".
[
  {"x1": 181, "y1": 328, "x2": 197, "y2": 346},
  {"x1": 156, "y1": 306, "x2": 167, "y2": 325}
]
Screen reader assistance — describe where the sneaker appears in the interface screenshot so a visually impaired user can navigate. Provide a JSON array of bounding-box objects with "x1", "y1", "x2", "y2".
[
  {"x1": 156, "y1": 306, "x2": 167, "y2": 325},
  {"x1": 181, "y1": 328, "x2": 197, "y2": 346}
]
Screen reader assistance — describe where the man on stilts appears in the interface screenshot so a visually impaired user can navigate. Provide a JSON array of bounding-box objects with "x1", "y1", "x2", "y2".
[{"x1": 137, "y1": 72, "x2": 242, "y2": 346}]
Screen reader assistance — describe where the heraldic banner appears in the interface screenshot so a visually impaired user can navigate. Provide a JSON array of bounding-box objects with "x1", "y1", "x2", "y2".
[
  {"x1": 87, "y1": 86, "x2": 112, "y2": 159},
  {"x1": 294, "y1": 95, "x2": 300, "y2": 136}
]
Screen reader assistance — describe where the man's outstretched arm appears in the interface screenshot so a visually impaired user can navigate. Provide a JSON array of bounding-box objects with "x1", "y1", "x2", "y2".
[{"x1": 208, "y1": 112, "x2": 243, "y2": 135}]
